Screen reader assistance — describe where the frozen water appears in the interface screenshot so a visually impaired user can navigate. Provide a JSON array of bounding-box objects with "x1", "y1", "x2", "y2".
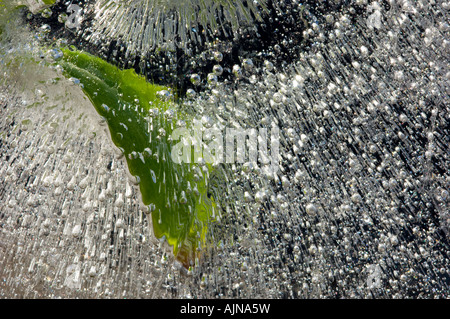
[
  {"x1": 86, "y1": 0, "x2": 267, "y2": 55},
  {"x1": 0, "y1": 0, "x2": 449, "y2": 299}
]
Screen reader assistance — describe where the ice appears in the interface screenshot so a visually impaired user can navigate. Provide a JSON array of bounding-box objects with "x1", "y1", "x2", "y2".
[
  {"x1": 87, "y1": 0, "x2": 267, "y2": 56},
  {"x1": 0, "y1": 0, "x2": 449, "y2": 299}
]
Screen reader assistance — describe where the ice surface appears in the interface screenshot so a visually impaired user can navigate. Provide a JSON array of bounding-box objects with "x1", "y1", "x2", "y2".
[{"x1": 0, "y1": 0, "x2": 449, "y2": 298}]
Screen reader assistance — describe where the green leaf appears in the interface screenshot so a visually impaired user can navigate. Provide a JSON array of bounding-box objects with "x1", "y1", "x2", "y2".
[{"x1": 60, "y1": 49, "x2": 216, "y2": 267}]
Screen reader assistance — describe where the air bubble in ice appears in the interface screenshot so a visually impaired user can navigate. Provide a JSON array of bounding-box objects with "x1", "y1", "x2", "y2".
[
  {"x1": 213, "y1": 65, "x2": 223, "y2": 76},
  {"x1": 41, "y1": 8, "x2": 52, "y2": 19},
  {"x1": 232, "y1": 65, "x2": 243, "y2": 79},
  {"x1": 305, "y1": 203, "x2": 318, "y2": 216},
  {"x1": 214, "y1": 51, "x2": 223, "y2": 62},
  {"x1": 190, "y1": 74, "x2": 201, "y2": 86},
  {"x1": 72, "y1": 225, "x2": 82, "y2": 238}
]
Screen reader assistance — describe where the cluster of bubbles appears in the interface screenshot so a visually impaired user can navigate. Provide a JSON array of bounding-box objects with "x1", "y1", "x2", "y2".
[
  {"x1": 1, "y1": 0, "x2": 449, "y2": 298},
  {"x1": 32, "y1": 0, "x2": 269, "y2": 74},
  {"x1": 84, "y1": 0, "x2": 267, "y2": 55}
]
